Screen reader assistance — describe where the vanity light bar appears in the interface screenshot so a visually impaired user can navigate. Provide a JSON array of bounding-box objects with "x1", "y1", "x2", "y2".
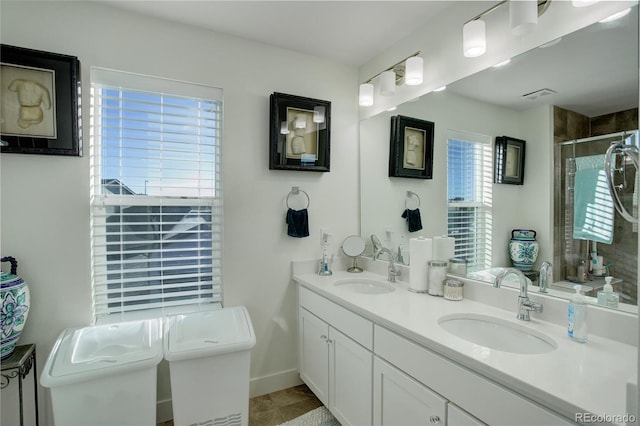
[
  {"x1": 359, "y1": 51, "x2": 422, "y2": 106},
  {"x1": 463, "y1": 0, "x2": 551, "y2": 58}
]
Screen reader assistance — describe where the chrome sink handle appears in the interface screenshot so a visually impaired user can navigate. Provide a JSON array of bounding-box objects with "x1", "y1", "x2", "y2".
[
  {"x1": 539, "y1": 261, "x2": 551, "y2": 293},
  {"x1": 494, "y1": 267, "x2": 543, "y2": 321},
  {"x1": 373, "y1": 247, "x2": 400, "y2": 282}
]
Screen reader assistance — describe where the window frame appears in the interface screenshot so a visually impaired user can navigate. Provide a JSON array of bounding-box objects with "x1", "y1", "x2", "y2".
[{"x1": 89, "y1": 67, "x2": 224, "y2": 321}]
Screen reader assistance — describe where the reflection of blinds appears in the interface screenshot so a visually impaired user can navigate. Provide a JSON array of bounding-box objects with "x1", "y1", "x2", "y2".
[
  {"x1": 90, "y1": 68, "x2": 223, "y2": 318},
  {"x1": 447, "y1": 131, "x2": 492, "y2": 272},
  {"x1": 573, "y1": 154, "x2": 614, "y2": 244}
]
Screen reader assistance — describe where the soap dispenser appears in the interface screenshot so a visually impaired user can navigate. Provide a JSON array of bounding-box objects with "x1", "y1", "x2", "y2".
[
  {"x1": 568, "y1": 285, "x2": 588, "y2": 343},
  {"x1": 597, "y1": 276, "x2": 619, "y2": 309}
]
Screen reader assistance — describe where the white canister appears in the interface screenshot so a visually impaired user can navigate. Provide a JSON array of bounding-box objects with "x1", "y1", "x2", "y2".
[
  {"x1": 448, "y1": 258, "x2": 467, "y2": 276},
  {"x1": 427, "y1": 261, "x2": 447, "y2": 296},
  {"x1": 444, "y1": 279, "x2": 464, "y2": 301}
]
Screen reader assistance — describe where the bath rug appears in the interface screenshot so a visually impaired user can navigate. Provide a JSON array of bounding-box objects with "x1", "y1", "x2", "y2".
[{"x1": 279, "y1": 406, "x2": 340, "y2": 426}]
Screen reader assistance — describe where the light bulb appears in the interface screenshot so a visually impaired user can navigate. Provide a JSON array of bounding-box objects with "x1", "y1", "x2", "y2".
[
  {"x1": 359, "y1": 83, "x2": 374, "y2": 106},
  {"x1": 463, "y1": 20, "x2": 486, "y2": 58},
  {"x1": 313, "y1": 106, "x2": 325, "y2": 123},
  {"x1": 510, "y1": 0, "x2": 537, "y2": 36},
  {"x1": 380, "y1": 70, "x2": 396, "y2": 96},
  {"x1": 405, "y1": 57, "x2": 423, "y2": 86}
]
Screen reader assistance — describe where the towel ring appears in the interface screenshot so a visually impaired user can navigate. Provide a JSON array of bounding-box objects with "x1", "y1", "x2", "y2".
[
  {"x1": 405, "y1": 190, "x2": 421, "y2": 209},
  {"x1": 287, "y1": 186, "x2": 310, "y2": 209}
]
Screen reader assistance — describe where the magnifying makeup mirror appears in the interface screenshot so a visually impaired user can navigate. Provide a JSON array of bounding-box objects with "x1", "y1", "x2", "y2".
[{"x1": 342, "y1": 235, "x2": 365, "y2": 273}]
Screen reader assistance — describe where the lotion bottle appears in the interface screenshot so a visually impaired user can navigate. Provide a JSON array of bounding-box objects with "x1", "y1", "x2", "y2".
[{"x1": 568, "y1": 285, "x2": 588, "y2": 343}]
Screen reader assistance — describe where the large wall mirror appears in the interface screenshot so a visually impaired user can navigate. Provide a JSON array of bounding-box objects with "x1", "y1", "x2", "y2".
[{"x1": 360, "y1": 6, "x2": 638, "y2": 313}]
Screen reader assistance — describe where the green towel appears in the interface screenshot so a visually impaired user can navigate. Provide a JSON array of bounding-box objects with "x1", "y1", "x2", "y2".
[{"x1": 573, "y1": 154, "x2": 614, "y2": 244}]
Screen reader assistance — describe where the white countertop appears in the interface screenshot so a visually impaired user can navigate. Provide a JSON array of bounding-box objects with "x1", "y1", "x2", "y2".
[{"x1": 293, "y1": 268, "x2": 637, "y2": 425}]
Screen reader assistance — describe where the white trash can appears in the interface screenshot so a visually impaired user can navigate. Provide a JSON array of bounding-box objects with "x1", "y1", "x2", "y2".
[
  {"x1": 40, "y1": 319, "x2": 163, "y2": 426},
  {"x1": 164, "y1": 306, "x2": 256, "y2": 426}
]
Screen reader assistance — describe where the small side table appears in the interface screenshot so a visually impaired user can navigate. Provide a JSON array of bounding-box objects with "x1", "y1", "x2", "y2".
[{"x1": 1, "y1": 344, "x2": 39, "y2": 426}]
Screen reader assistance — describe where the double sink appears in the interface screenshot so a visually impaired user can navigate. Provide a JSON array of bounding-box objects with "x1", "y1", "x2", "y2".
[{"x1": 334, "y1": 278, "x2": 556, "y2": 355}]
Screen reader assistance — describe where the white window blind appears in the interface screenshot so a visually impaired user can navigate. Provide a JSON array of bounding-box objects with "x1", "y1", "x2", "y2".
[
  {"x1": 447, "y1": 130, "x2": 492, "y2": 273},
  {"x1": 90, "y1": 68, "x2": 223, "y2": 318}
]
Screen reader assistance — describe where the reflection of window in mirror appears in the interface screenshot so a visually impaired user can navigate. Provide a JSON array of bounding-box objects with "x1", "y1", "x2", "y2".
[{"x1": 446, "y1": 131, "x2": 492, "y2": 273}]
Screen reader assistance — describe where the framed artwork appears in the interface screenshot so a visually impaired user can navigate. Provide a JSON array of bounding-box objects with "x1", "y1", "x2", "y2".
[
  {"x1": 269, "y1": 92, "x2": 331, "y2": 172},
  {"x1": 494, "y1": 136, "x2": 526, "y2": 185},
  {"x1": 389, "y1": 115, "x2": 434, "y2": 179},
  {"x1": 0, "y1": 44, "x2": 81, "y2": 156}
]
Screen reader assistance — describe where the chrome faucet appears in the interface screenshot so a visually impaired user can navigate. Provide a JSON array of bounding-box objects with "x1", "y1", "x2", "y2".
[
  {"x1": 494, "y1": 268, "x2": 543, "y2": 321},
  {"x1": 373, "y1": 247, "x2": 400, "y2": 282},
  {"x1": 539, "y1": 261, "x2": 552, "y2": 293}
]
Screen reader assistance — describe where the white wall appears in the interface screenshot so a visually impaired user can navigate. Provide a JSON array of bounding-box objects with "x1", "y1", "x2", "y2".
[
  {"x1": 0, "y1": 2, "x2": 359, "y2": 423},
  {"x1": 361, "y1": 91, "x2": 551, "y2": 268}
]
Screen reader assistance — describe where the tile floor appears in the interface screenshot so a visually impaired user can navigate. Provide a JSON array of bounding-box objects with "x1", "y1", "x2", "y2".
[{"x1": 156, "y1": 384, "x2": 322, "y2": 426}]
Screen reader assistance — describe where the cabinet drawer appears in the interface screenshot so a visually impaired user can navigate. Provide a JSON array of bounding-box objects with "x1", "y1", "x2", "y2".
[
  {"x1": 299, "y1": 286, "x2": 373, "y2": 349},
  {"x1": 374, "y1": 326, "x2": 574, "y2": 426}
]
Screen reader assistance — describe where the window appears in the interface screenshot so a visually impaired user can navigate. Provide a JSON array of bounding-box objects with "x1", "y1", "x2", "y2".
[
  {"x1": 447, "y1": 130, "x2": 492, "y2": 273},
  {"x1": 90, "y1": 68, "x2": 223, "y2": 318}
]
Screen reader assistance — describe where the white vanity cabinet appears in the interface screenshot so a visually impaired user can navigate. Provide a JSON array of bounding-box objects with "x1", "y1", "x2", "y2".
[
  {"x1": 298, "y1": 308, "x2": 330, "y2": 404},
  {"x1": 448, "y1": 404, "x2": 487, "y2": 426},
  {"x1": 374, "y1": 325, "x2": 574, "y2": 426},
  {"x1": 297, "y1": 283, "x2": 575, "y2": 426},
  {"x1": 373, "y1": 356, "x2": 447, "y2": 425},
  {"x1": 373, "y1": 356, "x2": 486, "y2": 426},
  {"x1": 298, "y1": 287, "x2": 373, "y2": 426}
]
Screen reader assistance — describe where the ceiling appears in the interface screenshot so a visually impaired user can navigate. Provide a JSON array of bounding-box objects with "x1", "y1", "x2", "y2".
[
  {"x1": 99, "y1": 1, "x2": 453, "y2": 67},
  {"x1": 99, "y1": 1, "x2": 638, "y2": 117}
]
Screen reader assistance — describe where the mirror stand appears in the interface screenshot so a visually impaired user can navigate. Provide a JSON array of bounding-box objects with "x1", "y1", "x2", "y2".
[{"x1": 347, "y1": 257, "x2": 363, "y2": 273}]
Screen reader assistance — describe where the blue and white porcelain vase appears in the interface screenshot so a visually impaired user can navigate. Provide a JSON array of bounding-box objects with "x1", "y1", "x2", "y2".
[
  {"x1": 509, "y1": 229, "x2": 539, "y2": 271},
  {"x1": 1, "y1": 257, "x2": 30, "y2": 360}
]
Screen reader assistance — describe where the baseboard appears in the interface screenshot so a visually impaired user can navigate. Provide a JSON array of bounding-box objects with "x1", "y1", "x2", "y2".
[
  {"x1": 156, "y1": 398, "x2": 173, "y2": 423},
  {"x1": 155, "y1": 369, "x2": 302, "y2": 421},
  {"x1": 249, "y1": 368, "x2": 303, "y2": 397}
]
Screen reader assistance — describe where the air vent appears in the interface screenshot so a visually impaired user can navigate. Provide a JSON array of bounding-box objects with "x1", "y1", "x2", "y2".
[{"x1": 522, "y1": 88, "x2": 557, "y2": 100}]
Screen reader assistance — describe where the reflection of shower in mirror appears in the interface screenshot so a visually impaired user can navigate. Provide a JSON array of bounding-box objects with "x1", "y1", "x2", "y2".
[{"x1": 557, "y1": 130, "x2": 639, "y2": 306}]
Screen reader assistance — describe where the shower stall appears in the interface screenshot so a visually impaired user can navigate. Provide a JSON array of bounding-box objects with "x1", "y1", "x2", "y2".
[{"x1": 554, "y1": 130, "x2": 639, "y2": 304}]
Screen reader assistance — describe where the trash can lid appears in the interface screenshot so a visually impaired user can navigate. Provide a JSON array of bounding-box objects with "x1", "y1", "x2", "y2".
[
  {"x1": 164, "y1": 306, "x2": 256, "y2": 361},
  {"x1": 40, "y1": 318, "x2": 163, "y2": 388}
]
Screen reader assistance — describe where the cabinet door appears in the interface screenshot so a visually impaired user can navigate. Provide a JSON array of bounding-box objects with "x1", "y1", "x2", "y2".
[
  {"x1": 448, "y1": 403, "x2": 487, "y2": 426},
  {"x1": 373, "y1": 357, "x2": 446, "y2": 426},
  {"x1": 329, "y1": 327, "x2": 373, "y2": 426},
  {"x1": 299, "y1": 308, "x2": 330, "y2": 406}
]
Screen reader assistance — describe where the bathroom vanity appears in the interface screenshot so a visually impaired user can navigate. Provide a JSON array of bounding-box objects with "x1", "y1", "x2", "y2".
[{"x1": 293, "y1": 260, "x2": 636, "y2": 426}]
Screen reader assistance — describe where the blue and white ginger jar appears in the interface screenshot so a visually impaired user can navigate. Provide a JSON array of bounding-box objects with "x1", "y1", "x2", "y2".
[
  {"x1": 508, "y1": 229, "x2": 539, "y2": 272},
  {"x1": 1, "y1": 257, "x2": 30, "y2": 360}
]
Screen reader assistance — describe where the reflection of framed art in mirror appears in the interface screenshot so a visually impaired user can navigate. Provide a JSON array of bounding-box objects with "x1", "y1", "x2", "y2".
[
  {"x1": 494, "y1": 136, "x2": 526, "y2": 185},
  {"x1": 389, "y1": 115, "x2": 434, "y2": 179}
]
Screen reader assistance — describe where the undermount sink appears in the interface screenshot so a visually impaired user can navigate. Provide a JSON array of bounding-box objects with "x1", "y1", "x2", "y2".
[
  {"x1": 438, "y1": 313, "x2": 557, "y2": 354},
  {"x1": 334, "y1": 278, "x2": 395, "y2": 294}
]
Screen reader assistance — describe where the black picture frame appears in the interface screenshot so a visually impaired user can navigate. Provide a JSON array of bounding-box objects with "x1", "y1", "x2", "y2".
[
  {"x1": 269, "y1": 92, "x2": 331, "y2": 172},
  {"x1": 389, "y1": 115, "x2": 434, "y2": 179},
  {"x1": 494, "y1": 136, "x2": 526, "y2": 185},
  {"x1": 0, "y1": 45, "x2": 81, "y2": 156}
]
